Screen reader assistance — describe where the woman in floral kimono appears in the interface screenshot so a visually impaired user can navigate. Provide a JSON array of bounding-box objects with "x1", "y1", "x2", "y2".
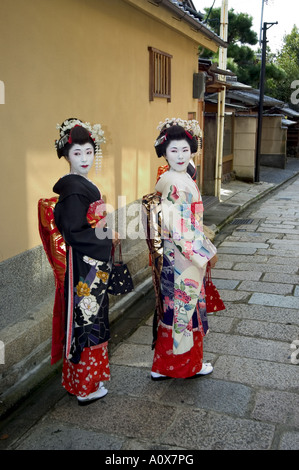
[
  {"x1": 144, "y1": 119, "x2": 218, "y2": 380},
  {"x1": 51, "y1": 118, "x2": 118, "y2": 405}
]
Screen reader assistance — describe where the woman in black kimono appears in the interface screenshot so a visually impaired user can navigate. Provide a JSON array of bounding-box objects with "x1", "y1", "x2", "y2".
[{"x1": 53, "y1": 118, "x2": 118, "y2": 405}]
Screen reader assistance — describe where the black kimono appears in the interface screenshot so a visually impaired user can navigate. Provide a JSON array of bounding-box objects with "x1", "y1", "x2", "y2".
[{"x1": 53, "y1": 174, "x2": 113, "y2": 365}]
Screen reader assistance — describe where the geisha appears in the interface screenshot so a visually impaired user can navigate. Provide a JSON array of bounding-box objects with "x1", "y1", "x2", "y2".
[
  {"x1": 39, "y1": 118, "x2": 119, "y2": 405},
  {"x1": 143, "y1": 119, "x2": 218, "y2": 380}
]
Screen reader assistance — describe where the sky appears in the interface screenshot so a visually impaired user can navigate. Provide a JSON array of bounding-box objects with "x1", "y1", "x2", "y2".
[{"x1": 192, "y1": 0, "x2": 299, "y2": 52}]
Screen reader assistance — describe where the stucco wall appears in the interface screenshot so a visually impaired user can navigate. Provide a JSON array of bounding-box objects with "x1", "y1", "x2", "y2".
[
  {"x1": 233, "y1": 115, "x2": 257, "y2": 182},
  {"x1": 260, "y1": 115, "x2": 286, "y2": 168}
]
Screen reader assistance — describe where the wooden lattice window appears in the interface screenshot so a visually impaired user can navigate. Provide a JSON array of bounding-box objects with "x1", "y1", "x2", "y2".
[{"x1": 148, "y1": 47, "x2": 172, "y2": 102}]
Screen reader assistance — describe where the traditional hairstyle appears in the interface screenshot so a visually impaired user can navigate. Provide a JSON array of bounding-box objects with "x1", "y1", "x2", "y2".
[
  {"x1": 55, "y1": 118, "x2": 105, "y2": 172},
  {"x1": 154, "y1": 118, "x2": 202, "y2": 158}
]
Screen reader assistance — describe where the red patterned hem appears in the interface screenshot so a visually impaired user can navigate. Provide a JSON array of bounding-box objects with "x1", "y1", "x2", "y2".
[
  {"x1": 152, "y1": 325, "x2": 203, "y2": 378},
  {"x1": 62, "y1": 343, "x2": 110, "y2": 397}
]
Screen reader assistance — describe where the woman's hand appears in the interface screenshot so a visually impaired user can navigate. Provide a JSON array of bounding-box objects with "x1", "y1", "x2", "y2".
[{"x1": 209, "y1": 254, "x2": 218, "y2": 269}]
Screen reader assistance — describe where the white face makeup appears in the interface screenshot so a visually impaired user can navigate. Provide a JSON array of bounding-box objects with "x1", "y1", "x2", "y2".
[
  {"x1": 68, "y1": 143, "x2": 94, "y2": 176},
  {"x1": 165, "y1": 139, "x2": 191, "y2": 172}
]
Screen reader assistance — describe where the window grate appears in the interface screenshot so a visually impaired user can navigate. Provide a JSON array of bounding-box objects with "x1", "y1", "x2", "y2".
[{"x1": 148, "y1": 47, "x2": 172, "y2": 102}]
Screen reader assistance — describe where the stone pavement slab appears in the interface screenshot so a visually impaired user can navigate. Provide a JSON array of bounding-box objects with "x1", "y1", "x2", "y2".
[
  {"x1": 161, "y1": 409, "x2": 275, "y2": 450},
  {"x1": 204, "y1": 330, "x2": 291, "y2": 363},
  {"x1": 221, "y1": 303, "x2": 299, "y2": 325},
  {"x1": 249, "y1": 292, "x2": 299, "y2": 309},
  {"x1": 15, "y1": 423, "x2": 124, "y2": 451},
  {"x1": 213, "y1": 355, "x2": 298, "y2": 391},
  {"x1": 238, "y1": 280, "x2": 294, "y2": 295}
]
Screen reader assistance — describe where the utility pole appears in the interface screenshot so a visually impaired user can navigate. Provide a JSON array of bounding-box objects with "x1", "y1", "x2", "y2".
[
  {"x1": 255, "y1": 20, "x2": 277, "y2": 182},
  {"x1": 259, "y1": 0, "x2": 265, "y2": 46},
  {"x1": 215, "y1": 0, "x2": 228, "y2": 198}
]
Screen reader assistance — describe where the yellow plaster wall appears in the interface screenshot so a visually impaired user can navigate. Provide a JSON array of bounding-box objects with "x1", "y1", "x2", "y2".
[
  {"x1": 233, "y1": 115, "x2": 257, "y2": 181},
  {"x1": 0, "y1": 0, "x2": 215, "y2": 260},
  {"x1": 261, "y1": 116, "x2": 286, "y2": 155}
]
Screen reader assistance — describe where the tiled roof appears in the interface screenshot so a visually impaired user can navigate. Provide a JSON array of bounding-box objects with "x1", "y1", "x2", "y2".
[
  {"x1": 206, "y1": 87, "x2": 284, "y2": 108},
  {"x1": 151, "y1": 0, "x2": 227, "y2": 47}
]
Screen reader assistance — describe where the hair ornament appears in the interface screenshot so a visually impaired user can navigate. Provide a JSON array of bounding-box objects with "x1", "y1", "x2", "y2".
[
  {"x1": 184, "y1": 130, "x2": 193, "y2": 140},
  {"x1": 55, "y1": 118, "x2": 106, "y2": 172},
  {"x1": 154, "y1": 134, "x2": 167, "y2": 147},
  {"x1": 57, "y1": 134, "x2": 69, "y2": 149},
  {"x1": 157, "y1": 117, "x2": 202, "y2": 140}
]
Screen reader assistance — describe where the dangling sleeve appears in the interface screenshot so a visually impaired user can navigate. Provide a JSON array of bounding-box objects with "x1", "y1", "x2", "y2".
[
  {"x1": 54, "y1": 194, "x2": 113, "y2": 261},
  {"x1": 161, "y1": 182, "x2": 217, "y2": 269}
]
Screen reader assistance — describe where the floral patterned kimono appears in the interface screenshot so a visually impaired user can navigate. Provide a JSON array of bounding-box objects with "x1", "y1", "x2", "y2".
[
  {"x1": 39, "y1": 174, "x2": 113, "y2": 397},
  {"x1": 143, "y1": 167, "x2": 217, "y2": 378}
]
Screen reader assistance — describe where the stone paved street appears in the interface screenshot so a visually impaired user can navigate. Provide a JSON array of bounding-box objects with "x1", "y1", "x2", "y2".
[
  {"x1": 1, "y1": 173, "x2": 299, "y2": 452},
  {"x1": 205, "y1": 177, "x2": 299, "y2": 449}
]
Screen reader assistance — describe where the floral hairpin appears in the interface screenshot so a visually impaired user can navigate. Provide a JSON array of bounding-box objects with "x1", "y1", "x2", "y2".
[{"x1": 157, "y1": 117, "x2": 202, "y2": 139}]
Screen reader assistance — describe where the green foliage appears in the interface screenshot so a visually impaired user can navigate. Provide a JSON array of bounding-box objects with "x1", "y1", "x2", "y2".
[
  {"x1": 199, "y1": 7, "x2": 284, "y2": 93},
  {"x1": 205, "y1": 8, "x2": 258, "y2": 45},
  {"x1": 268, "y1": 26, "x2": 299, "y2": 105}
]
